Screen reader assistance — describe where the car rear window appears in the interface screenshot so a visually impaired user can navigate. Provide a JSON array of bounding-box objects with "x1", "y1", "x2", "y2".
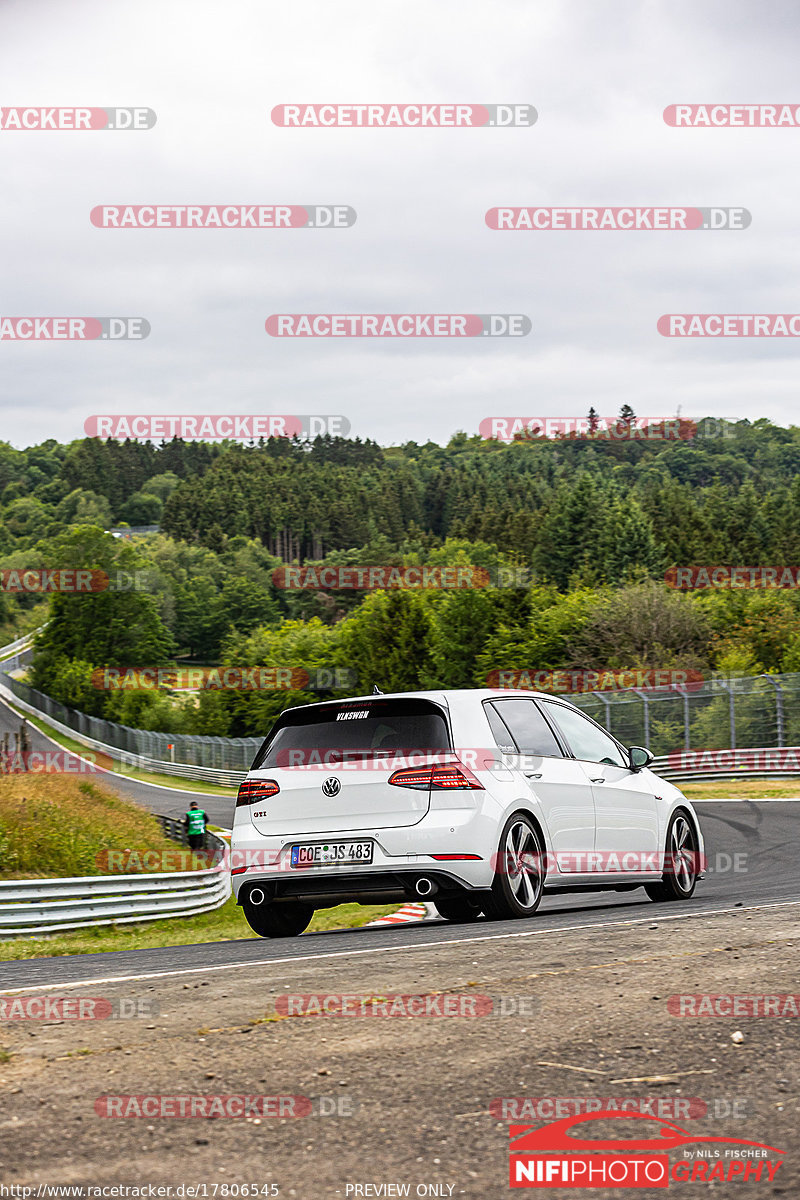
[{"x1": 252, "y1": 698, "x2": 452, "y2": 768}]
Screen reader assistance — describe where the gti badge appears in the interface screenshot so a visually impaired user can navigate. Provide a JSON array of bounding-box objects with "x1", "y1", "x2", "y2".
[{"x1": 322, "y1": 776, "x2": 341, "y2": 797}]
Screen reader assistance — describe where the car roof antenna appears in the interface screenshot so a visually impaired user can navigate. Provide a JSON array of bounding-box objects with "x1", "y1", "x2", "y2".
[{"x1": 372, "y1": 684, "x2": 384, "y2": 695}]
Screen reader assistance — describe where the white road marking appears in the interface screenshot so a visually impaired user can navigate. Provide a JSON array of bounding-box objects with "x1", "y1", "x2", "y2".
[{"x1": 2, "y1": 898, "x2": 798, "y2": 995}]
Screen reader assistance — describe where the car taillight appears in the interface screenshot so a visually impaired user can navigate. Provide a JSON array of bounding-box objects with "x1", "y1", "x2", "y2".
[
  {"x1": 388, "y1": 764, "x2": 484, "y2": 791},
  {"x1": 236, "y1": 778, "x2": 280, "y2": 807}
]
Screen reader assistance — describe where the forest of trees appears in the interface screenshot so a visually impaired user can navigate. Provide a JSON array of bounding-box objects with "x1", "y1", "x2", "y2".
[{"x1": 2, "y1": 417, "x2": 800, "y2": 741}]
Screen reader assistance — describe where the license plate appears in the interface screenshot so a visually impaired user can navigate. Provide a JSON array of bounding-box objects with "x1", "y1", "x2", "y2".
[{"x1": 290, "y1": 840, "x2": 373, "y2": 868}]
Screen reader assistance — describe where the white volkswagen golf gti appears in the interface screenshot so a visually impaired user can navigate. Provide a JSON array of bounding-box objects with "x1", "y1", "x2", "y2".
[{"x1": 231, "y1": 689, "x2": 704, "y2": 937}]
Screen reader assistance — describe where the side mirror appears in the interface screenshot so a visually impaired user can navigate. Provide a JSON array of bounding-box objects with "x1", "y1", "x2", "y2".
[{"x1": 628, "y1": 746, "x2": 653, "y2": 772}]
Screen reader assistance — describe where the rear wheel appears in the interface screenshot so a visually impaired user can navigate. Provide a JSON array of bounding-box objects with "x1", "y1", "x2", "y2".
[
  {"x1": 645, "y1": 811, "x2": 699, "y2": 902},
  {"x1": 243, "y1": 901, "x2": 314, "y2": 938},
  {"x1": 488, "y1": 813, "x2": 545, "y2": 919},
  {"x1": 433, "y1": 895, "x2": 483, "y2": 923}
]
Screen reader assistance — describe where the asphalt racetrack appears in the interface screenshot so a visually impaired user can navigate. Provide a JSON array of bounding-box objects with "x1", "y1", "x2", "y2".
[{"x1": 1, "y1": 740, "x2": 796, "y2": 989}]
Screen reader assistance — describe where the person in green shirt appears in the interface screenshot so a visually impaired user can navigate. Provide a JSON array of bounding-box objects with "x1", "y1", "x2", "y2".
[{"x1": 184, "y1": 801, "x2": 208, "y2": 850}]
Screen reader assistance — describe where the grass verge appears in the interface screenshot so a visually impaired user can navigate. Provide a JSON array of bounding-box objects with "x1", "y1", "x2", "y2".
[
  {"x1": 681, "y1": 778, "x2": 800, "y2": 800},
  {"x1": 0, "y1": 775, "x2": 182, "y2": 879},
  {"x1": 0, "y1": 895, "x2": 400, "y2": 960}
]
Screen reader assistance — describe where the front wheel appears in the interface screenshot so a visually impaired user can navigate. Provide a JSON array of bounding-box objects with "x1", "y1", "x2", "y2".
[
  {"x1": 243, "y1": 901, "x2": 314, "y2": 938},
  {"x1": 645, "y1": 811, "x2": 699, "y2": 902},
  {"x1": 488, "y1": 813, "x2": 545, "y2": 919}
]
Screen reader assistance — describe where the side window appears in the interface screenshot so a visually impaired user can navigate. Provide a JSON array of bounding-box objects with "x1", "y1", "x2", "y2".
[
  {"x1": 542, "y1": 702, "x2": 626, "y2": 767},
  {"x1": 484, "y1": 703, "x2": 517, "y2": 753},
  {"x1": 488, "y1": 699, "x2": 564, "y2": 758}
]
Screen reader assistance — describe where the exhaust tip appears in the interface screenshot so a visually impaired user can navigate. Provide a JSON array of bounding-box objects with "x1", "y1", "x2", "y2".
[
  {"x1": 248, "y1": 887, "x2": 266, "y2": 906},
  {"x1": 415, "y1": 877, "x2": 437, "y2": 897}
]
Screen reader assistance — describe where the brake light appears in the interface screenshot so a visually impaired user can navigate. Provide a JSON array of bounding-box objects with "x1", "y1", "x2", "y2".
[
  {"x1": 236, "y1": 778, "x2": 280, "y2": 807},
  {"x1": 388, "y1": 764, "x2": 484, "y2": 791}
]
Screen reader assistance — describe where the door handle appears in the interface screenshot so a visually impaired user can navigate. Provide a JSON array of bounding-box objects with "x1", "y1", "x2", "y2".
[
  {"x1": 590, "y1": 776, "x2": 606, "y2": 784},
  {"x1": 524, "y1": 772, "x2": 543, "y2": 780}
]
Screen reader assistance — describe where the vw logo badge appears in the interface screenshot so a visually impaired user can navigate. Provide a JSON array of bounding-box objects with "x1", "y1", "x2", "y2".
[{"x1": 322, "y1": 776, "x2": 341, "y2": 797}]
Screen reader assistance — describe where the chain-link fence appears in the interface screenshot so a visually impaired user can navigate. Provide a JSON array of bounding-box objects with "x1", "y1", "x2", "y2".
[
  {"x1": 571, "y1": 674, "x2": 800, "y2": 754},
  {"x1": 0, "y1": 653, "x2": 260, "y2": 772}
]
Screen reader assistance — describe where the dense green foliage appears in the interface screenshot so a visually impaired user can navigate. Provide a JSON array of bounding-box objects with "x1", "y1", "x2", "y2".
[{"x1": 3, "y1": 420, "x2": 800, "y2": 739}]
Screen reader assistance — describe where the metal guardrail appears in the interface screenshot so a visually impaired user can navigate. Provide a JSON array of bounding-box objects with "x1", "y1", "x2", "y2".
[
  {"x1": 0, "y1": 831, "x2": 231, "y2": 937},
  {"x1": 652, "y1": 746, "x2": 800, "y2": 784},
  {"x1": 0, "y1": 630, "x2": 39, "y2": 660}
]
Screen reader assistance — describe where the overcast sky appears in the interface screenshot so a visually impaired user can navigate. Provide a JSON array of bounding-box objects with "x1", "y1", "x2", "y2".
[{"x1": 1, "y1": 0, "x2": 799, "y2": 450}]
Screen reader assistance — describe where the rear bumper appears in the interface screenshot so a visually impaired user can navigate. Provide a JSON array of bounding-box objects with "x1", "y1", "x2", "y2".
[
  {"x1": 235, "y1": 868, "x2": 486, "y2": 907},
  {"x1": 231, "y1": 801, "x2": 498, "y2": 903}
]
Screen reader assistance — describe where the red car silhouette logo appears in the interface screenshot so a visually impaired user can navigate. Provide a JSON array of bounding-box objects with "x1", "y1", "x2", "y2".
[{"x1": 510, "y1": 1110, "x2": 783, "y2": 1155}]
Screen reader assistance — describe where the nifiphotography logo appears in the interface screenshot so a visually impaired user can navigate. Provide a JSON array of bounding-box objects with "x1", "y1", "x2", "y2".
[{"x1": 508, "y1": 1112, "x2": 784, "y2": 1188}]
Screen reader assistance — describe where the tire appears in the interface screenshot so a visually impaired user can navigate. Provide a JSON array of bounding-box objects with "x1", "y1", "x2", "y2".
[
  {"x1": 433, "y1": 895, "x2": 483, "y2": 923},
  {"x1": 645, "y1": 810, "x2": 699, "y2": 902},
  {"x1": 243, "y1": 900, "x2": 314, "y2": 938},
  {"x1": 488, "y1": 812, "x2": 545, "y2": 919}
]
